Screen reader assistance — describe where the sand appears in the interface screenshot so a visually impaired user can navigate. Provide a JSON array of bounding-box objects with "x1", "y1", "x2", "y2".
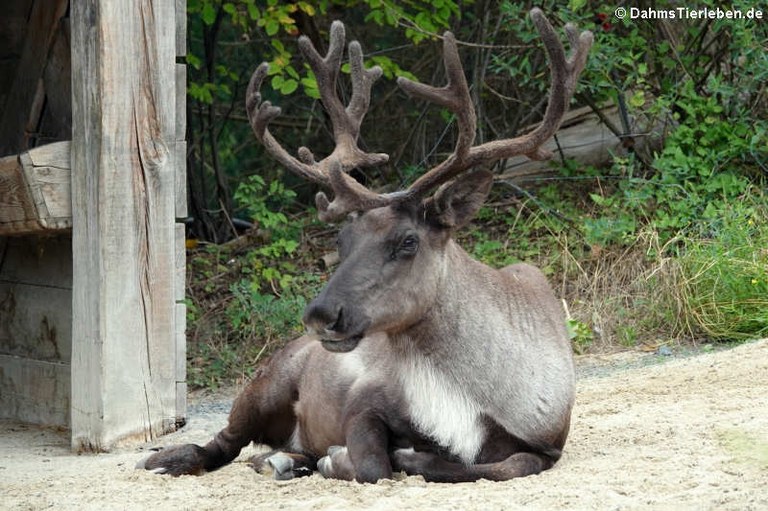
[{"x1": 2, "y1": 339, "x2": 767, "y2": 511}]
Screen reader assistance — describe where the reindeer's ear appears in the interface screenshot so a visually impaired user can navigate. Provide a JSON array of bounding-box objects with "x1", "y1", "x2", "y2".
[{"x1": 423, "y1": 170, "x2": 493, "y2": 229}]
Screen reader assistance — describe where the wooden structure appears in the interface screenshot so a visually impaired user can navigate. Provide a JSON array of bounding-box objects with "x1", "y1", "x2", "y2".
[
  {"x1": 0, "y1": 0, "x2": 187, "y2": 451},
  {"x1": 500, "y1": 104, "x2": 663, "y2": 182}
]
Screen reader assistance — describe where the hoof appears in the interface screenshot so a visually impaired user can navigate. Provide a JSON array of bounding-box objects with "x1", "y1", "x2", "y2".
[
  {"x1": 318, "y1": 445, "x2": 347, "y2": 479},
  {"x1": 136, "y1": 444, "x2": 207, "y2": 476},
  {"x1": 252, "y1": 451, "x2": 314, "y2": 480},
  {"x1": 265, "y1": 452, "x2": 296, "y2": 481},
  {"x1": 317, "y1": 455, "x2": 332, "y2": 478}
]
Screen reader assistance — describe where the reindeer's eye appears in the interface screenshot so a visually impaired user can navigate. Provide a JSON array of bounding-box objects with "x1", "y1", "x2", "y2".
[{"x1": 399, "y1": 234, "x2": 419, "y2": 255}]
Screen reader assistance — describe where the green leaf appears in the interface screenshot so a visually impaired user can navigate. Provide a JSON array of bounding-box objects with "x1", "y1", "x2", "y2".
[
  {"x1": 186, "y1": 53, "x2": 202, "y2": 70},
  {"x1": 271, "y1": 75, "x2": 285, "y2": 89},
  {"x1": 297, "y1": 1, "x2": 315, "y2": 16},
  {"x1": 629, "y1": 90, "x2": 646, "y2": 108},
  {"x1": 285, "y1": 65, "x2": 300, "y2": 80},
  {"x1": 247, "y1": 2, "x2": 259, "y2": 20},
  {"x1": 569, "y1": 0, "x2": 587, "y2": 11},
  {"x1": 265, "y1": 19, "x2": 279, "y2": 36},
  {"x1": 271, "y1": 39, "x2": 285, "y2": 52},
  {"x1": 589, "y1": 193, "x2": 607, "y2": 206},
  {"x1": 280, "y1": 79, "x2": 298, "y2": 94},
  {"x1": 201, "y1": 2, "x2": 216, "y2": 25}
]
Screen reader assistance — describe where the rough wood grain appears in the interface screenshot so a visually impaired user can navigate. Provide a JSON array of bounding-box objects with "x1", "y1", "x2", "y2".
[
  {"x1": 0, "y1": 153, "x2": 37, "y2": 227},
  {"x1": 0, "y1": 141, "x2": 71, "y2": 234},
  {"x1": 37, "y1": 18, "x2": 72, "y2": 146},
  {"x1": 71, "y1": 0, "x2": 182, "y2": 451}
]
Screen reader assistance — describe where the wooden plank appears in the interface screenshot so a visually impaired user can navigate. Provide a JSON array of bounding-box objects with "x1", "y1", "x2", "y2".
[
  {"x1": 500, "y1": 106, "x2": 625, "y2": 180},
  {"x1": 0, "y1": 153, "x2": 37, "y2": 226},
  {"x1": 175, "y1": 223, "x2": 186, "y2": 302},
  {"x1": 0, "y1": 0, "x2": 69, "y2": 156},
  {"x1": 175, "y1": 141, "x2": 188, "y2": 218},
  {"x1": 175, "y1": 64, "x2": 186, "y2": 140},
  {"x1": 175, "y1": 64, "x2": 187, "y2": 218},
  {"x1": 175, "y1": 0, "x2": 187, "y2": 57},
  {"x1": 0, "y1": 234, "x2": 72, "y2": 429},
  {"x1": 175, "y1": 303, "x2": 187, "y2": 423},
  {"x1": 0, "y1": 354, "x2": 70, "y2": 427},
  {"x1": 71, "y1": 0, "x2": 182, "y2": 451},
  {"x1": 0, "y1": 141, "x2": 72, "y2": 235},
  {"x1": 20, "y1": 142, "x2": 72, "y2": 226}
]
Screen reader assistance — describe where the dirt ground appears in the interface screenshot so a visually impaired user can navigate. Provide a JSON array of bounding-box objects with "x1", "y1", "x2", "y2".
[{"x1": 2, "y1": 339, "x2": 767, "y2": 511}]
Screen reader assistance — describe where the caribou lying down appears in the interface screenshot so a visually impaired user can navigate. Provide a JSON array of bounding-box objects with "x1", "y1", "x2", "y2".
[{"x1": 140, "y1": 9, "x2": 592, "y2": 483}]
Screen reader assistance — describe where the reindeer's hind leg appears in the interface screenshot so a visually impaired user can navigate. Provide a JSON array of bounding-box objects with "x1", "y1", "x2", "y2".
[
  {"x1": 392, "y1": 448, "x2": 557, "y2": 482},
  {"x1": 139, "y1": 338, "x2": 314, "y2": 476}
]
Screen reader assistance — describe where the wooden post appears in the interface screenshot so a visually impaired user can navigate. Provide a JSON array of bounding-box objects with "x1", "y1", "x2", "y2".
[{"x1": 70, "y1": 0, "x2": 184, "y2": 450}]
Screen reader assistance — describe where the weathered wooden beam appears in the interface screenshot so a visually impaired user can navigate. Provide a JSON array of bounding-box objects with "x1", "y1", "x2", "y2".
[
  {"x1": 174, "y1": 0, "x2": 188, "y2": 426},
  {"x1": 498, "y1": 104, "x2": 663, "y2": 182},
  {"x1": 0, "y1": 141, "x2": 72, "y2": 235},
  {"x1": 71, "y1": 0, "x2": 182, "y2": 451}
]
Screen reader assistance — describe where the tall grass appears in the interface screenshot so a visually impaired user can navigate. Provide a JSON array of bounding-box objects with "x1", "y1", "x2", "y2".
[
  {"x1": 560, "y1": 191, "x2": 768, "y2": 350},
  {"x1": 677, "y1": 195, "x2": 768, "y2": 341}
]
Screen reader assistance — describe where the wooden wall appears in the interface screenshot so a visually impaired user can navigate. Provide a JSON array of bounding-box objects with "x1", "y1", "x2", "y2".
[
  {"x1": 0, "y1": 0, "x2": 187, "y2": 451},
  {"x1": 0, "y1": 0, "x2": 74, "y2": 427},
  {"x1": 0, "y1": 235, "x2": 71, "y2": 426}
]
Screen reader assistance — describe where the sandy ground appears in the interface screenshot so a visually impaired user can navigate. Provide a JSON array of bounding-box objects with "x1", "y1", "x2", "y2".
[{"x1": 2, "y1": 339, "x2": 767, "y2": 511}]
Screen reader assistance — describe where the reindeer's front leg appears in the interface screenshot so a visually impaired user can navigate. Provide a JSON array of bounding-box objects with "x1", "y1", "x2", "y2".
[
  {"x1": 136, "y1": 396, "x2": 253, "y2": 476},
  {"x1": 138, "y1": 391, "x2": 259, "y2": 476},
  {"x1": 318, "y1": 397, "x2": 393, "y2": 483},
  {"x1": 139, "y1": 340, "x2": 310, "y2": 476}
]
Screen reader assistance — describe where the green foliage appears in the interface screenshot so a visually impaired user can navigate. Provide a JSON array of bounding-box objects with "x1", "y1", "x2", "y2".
[
  {"x1": 678, "y1": 198, "x2": 768, "y2": 341},
  {"x1": 235, "y1": 175, "x2": 297, "y2": 230},
  {"x1": 184, "y1": 0, "x2": 768, "y2": 389},
  {"x1": 582, "y1": 80, "x2": 766, "y2": 248},
  {"x1": 234, "y1": 175, "x2": 303, "y2": 290},
  {"x1": 364, "y1": 0, "x2": 460, "y2": 43},
  {"x1": 567, "y1": 318, "x2": 594, "y2": 354},
  {"x1": 226, "y1": 280, "x2": 308, "y2": 343}
]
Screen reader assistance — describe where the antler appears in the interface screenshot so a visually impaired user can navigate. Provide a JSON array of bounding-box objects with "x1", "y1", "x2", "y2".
[
  {"x1": 399, "y1": 8, "x2": 593, "y2": 200},
  {"x1": 246, "y1": 21, "x2": 398, "y2": 221},
  {"x1": 246, "y1": 9, "x2": 593, "y2": 222}
]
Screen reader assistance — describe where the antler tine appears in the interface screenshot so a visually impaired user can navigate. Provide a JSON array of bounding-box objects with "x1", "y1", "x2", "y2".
[
  {"x1": 396, "y1": 32, "x2": 477, "y2": 197},
  {"x1": 465, "y1": 8, "x2": 593, "y2": 164},
  {"x1": 297, "y1": 21, "x2": 389, "y2": 171},
  {"x1": 298, "y1": 22, "x2": 345, "y2": 144},
  {"x1": 246, "y1": 62, "x2": 330, "y2": 186},
  {"x1": 247, "y1": 22, "x2": 394, "y2": 222},
  {"x1": 394, "y1": 8, "x2": 592, "y2": 201}
]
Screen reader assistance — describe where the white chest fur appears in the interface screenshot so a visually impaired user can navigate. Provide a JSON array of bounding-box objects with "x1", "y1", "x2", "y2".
[{"x1": 398, "y1": 352, "x2": 485, "y2": 463}]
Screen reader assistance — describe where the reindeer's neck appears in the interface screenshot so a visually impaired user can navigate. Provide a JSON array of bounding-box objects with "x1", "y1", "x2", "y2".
[{"x1": 393, "y1": 240, "x2": 503, "y2": 362}]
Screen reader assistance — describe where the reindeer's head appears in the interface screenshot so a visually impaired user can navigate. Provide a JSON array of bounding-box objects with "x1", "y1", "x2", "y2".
[{"x1": 246, "y1": 10, "x2": 592, "y2": 352}]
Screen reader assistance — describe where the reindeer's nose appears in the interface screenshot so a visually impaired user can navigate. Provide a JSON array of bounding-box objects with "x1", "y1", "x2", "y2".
[{"x1": 303, "y1": 300, "x2": 344, "y2": 337}]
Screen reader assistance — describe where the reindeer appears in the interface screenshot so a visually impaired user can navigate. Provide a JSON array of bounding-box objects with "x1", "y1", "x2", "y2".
[{"x1": 140, "y1": 9, "x2": 592, "y2": 483}]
